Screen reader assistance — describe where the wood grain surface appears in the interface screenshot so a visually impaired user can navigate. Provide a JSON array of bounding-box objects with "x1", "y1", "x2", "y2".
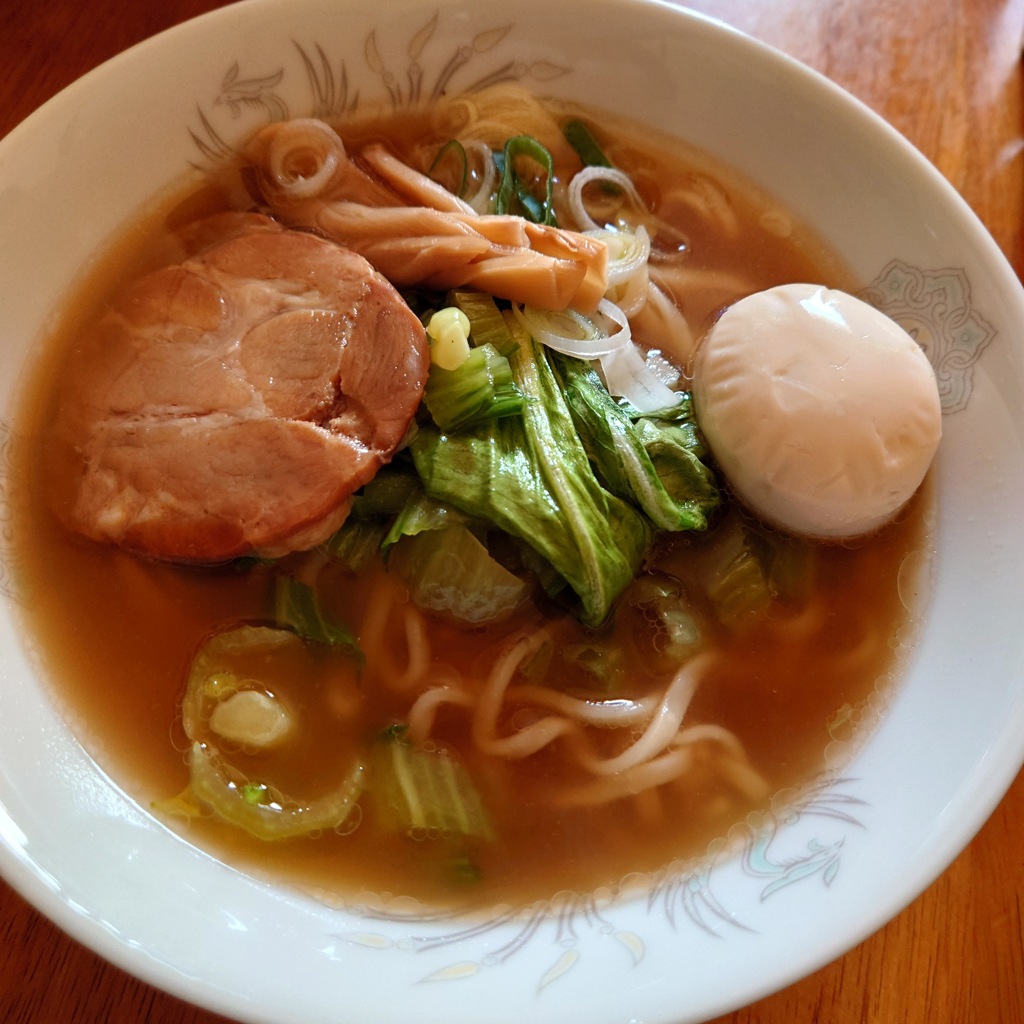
[{"x1": 1, "y1": 1, "x2": 1022, "y2": 1021}]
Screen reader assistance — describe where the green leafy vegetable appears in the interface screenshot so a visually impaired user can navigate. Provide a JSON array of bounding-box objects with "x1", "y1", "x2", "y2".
[
  {"x1": 274, "y1": 576, "x2": 363, "y2": 665},
  {"x1": 382, "y1": 489, "x2": 467, "y2": 553},
  {"x1": 449, "y1": 289, "x2": 519, "y2": 357},
  {"x1": 549, "y1": 353, "x2": 719, "y2": 531},
  {"x1": 561, "y1": 641, "x2": 625, "y2": 692},
  {"x1": 700, "y1": 519, "x2": 816, "y2": 629},
  {"x1": 765, "y1": 532, "x2": 816, "y2": 605},
  {"x1": 630, "y1": 574, "x2": 703, "y2": 664},
  {"x1": 323, "y1": 519, "x2": 390, "y2": 573},
  {"x1": 392, "y1": 523, "x2": 529, "y2": 625},
  {"x1": 704, "y1": 521, "x2": 773, "y2": 629},
  {"x1": 351, "y1": 464, "x2": 421, "y2": 518},
  {"x1": 370, "y1": 728, "x2": 493, "y2": 840},
  {"x1": 423, "y1": 342, "x2": 525, "y2": 431},
  {"x1": 410, "y1": 310, "x2": 651, "y2": 626}
]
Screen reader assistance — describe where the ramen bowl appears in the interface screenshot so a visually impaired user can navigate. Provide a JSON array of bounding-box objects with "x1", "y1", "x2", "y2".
[{"x1": 1, "y1": 0, "x2": 1023, "y2": 1022}]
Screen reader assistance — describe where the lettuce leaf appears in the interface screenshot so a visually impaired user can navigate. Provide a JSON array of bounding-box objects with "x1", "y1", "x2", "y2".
[
  {"x1": 549, "y1": 353, "x2": 719, "y2": 531},
  {"x1": 409, "y1": 311, "x2": 651, "y2": 627}
]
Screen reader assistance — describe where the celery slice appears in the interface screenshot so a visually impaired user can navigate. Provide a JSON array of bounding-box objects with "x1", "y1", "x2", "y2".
[
  {"x1": 449, "y1": 290, "x2": 518, "y2": 356},
  {"x1": 423, "y1": 342, "x2": 524, "y2": 432},
  {"x1": 371, "y1": 731, "x2": 492, "y2": 840}
]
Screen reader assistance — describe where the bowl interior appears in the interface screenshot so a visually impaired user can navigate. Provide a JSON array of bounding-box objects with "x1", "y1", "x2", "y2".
[{"x1": 1, "y1": 1, "x2": 1024, "y2": 1022}]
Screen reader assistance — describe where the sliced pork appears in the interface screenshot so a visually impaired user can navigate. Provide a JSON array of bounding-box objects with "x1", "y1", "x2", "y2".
[{"x1": 59, "y1": 214, "x2": 428, "y2": 562}]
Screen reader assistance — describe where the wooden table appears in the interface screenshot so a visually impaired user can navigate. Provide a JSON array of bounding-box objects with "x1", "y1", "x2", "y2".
[{"x1": 1, "y1": 1, "x2": 1022, "y2": 1021}]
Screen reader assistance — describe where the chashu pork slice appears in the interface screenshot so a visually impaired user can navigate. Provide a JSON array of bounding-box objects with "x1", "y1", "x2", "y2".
[{"x1": 62, "y1": 214, "x2": 428, "y2": 562}]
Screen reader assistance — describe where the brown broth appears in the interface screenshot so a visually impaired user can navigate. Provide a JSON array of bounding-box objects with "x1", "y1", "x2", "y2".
[{"x1": 9, "y1": 95, "x2": 930, "y2": 911}]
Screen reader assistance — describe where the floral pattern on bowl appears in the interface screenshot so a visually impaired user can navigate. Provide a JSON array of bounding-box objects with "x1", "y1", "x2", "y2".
[
  {"x1": 188, "y1": 17, "x2": 571, "y2": 170},
  {"x1": 320, "y1": 774, "x2": 869, "y2": 991},
  {"x1": 860, "y1": 260, "x2": 996, "y2": 413}
]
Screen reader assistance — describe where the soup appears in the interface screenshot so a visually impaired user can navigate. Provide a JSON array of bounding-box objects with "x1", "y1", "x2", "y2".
[{"x1": 10, "y1": 87, "x2": 932, "y2": 910}]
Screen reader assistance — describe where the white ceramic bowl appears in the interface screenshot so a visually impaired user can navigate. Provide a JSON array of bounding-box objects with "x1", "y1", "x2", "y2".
[{"x1": 2, "y1": 1, "x2": 1023, "y2": 1021}]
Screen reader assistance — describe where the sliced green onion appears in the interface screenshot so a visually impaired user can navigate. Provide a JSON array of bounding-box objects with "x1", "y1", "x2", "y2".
[
  {"x1": 513, "y1": 299, "x2": 628, "y2": 360},
  {"x1": 428, "y1": 139, "x2": 469, "y2": 197},
  {"x1": 585, "y1": 226, "x2": 651, "y2": 286},
  {"x1": 513, "y1": 297, "x2": 680, "y2": 414},
  {"x1": 494, "y1": 135, "x2": 557, "y2": 225},
  {"x1": 181, "y1": 626, "x2": 298, "y2": 741},
  {"x1": 177, "y1": 624, "x2": 366, "y2": 841},
  {"x1": 600, "y1": 341, "x2": 682, "y2": 414},
  {"x1": 563, "y1": 119, "x2": 614, "y2": 171},
  {"x1": 567, "y1": 165, "x2": 648, "y2": 232}
]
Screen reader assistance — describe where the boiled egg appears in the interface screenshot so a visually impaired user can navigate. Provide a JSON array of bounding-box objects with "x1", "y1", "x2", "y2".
[{"x1": 693, "y1": 283, "x2": 942, "y2": 539}]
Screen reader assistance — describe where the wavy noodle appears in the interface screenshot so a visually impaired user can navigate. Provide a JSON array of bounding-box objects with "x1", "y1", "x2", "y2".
[
  {"x1": 388, "y1": 603, "x2": 432, "y2": 691},
  {"x1": 565, "y1": 651, "x2": 711, "y2": 776},
  {"x1": 470, "y1": 629, "x2": 578, "y2": 759},
  {"x1": 394, "y1": 624, "x2": 763, "y2": 816},
  {"x1": 648, "y1": 261, "x2": 753, "y2": 311},
  {"x1": 660, "y1": 173, "x2": 740, "y2": 238},
  {"x1": 555, "y1": 748, "x2": 695, "y2": 807},
  {"x1": 407, "y1": 679, "x2": 475, "y2": 746},
  {"x1": 713, "y1": 750, "x2": 772, "y2": 803},
  {"x1": 359, "y1": 575, "x2": 432, "y2": 692},
  {"x1": 503, "y1": 684, "x2": 656, "y2": 728},
  {"x1": 831, "y1": 624, "x2": 884, "y2": 677},
  {"x1": 430, "y1": 84, "x2": 575, "y2": 159},
  {"x1": 357, "y1": 571, "x2": 398, "y2": 664}
]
